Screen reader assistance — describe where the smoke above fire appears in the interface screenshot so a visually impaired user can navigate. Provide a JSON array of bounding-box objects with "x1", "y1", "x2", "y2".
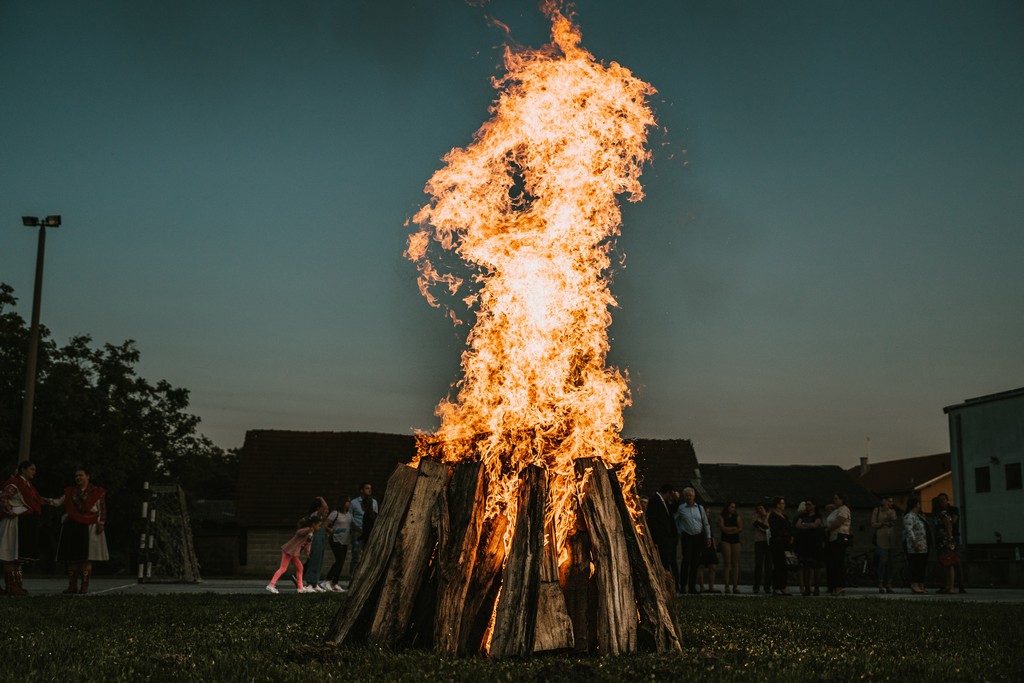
[{"x1": 406, "y1": 4, "x2": 657, "y2": 555}]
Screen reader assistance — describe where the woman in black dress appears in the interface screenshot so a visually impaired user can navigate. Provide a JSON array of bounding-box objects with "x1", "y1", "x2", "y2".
[
  {"x1": 794, "y1": 499, "x2": 823, "y2": 595},
  {"x1": 933, "y1": 497, "x2": 960, "y2": 595},
  {"x1": 718, "y1": 501, "x2": 742, "y2": 593},
  {"x1": 768, "y1": 496, "x2": 793, "y2": 596}
]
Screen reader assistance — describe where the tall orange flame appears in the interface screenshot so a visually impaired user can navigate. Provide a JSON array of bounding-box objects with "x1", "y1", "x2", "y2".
[{"x1": 406, "y1": 6, "x2": 656, "y2": 559}]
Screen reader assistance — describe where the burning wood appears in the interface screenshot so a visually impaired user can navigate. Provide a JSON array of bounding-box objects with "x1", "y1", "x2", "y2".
[
  {"x1": 326, "y1": 457, "x2": 680, "y2": 656},
  {"x1": 327, "y1": 4, "x2": 679, "y2": 656}
]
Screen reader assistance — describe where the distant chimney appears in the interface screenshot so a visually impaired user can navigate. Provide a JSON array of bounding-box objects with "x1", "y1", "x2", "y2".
[{"x1": 860, "y1": 456, "x2": 870, "y2": 476}]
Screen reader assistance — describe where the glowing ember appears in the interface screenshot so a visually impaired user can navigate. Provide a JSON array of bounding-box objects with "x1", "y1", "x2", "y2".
[{"x1": 407, "y1": 5, "x2": 656, "y2": 564}]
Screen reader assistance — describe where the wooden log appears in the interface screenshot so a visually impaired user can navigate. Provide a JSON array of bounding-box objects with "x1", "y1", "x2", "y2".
[
  {"x1": 326, "y1": 463, "x2": 420, "y2": 644},
  {"x1": 403, "y1": 558, "x2": 438, "y2": 649},
  {"x1": 560, "y1": 523, "x2": 596, "y2": 653},
  {"x1": 458, "y1": 507, "x2": 509, "y2": 655},
  {"x1": 604, "y1": 467, "x2": 682, "y2": 653},
  {"x1": 539, "y1": 516, "x2": 559, "y2": 582},
  {"x1": 434, "y1": 461, "x2": 487, "y2": 655},
  {"x1": 574, "y1": 458, "x2": 637, "y2": 655},
  {"x1": 369, "y1": 458, "x2": 450, "y2": 646},
  {"x1": 532, "y1": 516, "x2": 574, "y2": 653},
  {"x1": 490, "y1": 465, "x2": 546, "y2": 659}
]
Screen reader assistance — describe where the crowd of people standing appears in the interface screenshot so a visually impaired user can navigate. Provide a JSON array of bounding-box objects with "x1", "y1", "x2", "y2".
[
  {"x1": 645, "y1": 484, "x2": 964, "y2": 597},
  {"x1": 1, "y1": 462, "x2": 969, "y2": 599}
]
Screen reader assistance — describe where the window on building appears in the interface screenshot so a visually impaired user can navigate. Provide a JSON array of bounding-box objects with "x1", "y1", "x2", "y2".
[
  {"x1": 975, "y1": 466, "x2": 991, "y2": 494},
  {"x1": 1006, "y1": 463, "x2": 1022, "y2": 491}
]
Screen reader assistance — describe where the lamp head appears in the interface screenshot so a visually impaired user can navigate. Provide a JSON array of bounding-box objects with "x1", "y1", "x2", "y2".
[{"x1": 20, "y1": 215, "x2": 61, "y2": 228}]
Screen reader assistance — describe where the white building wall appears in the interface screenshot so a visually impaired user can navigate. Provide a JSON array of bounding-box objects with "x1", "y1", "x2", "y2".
[{"x1": 947, "y1": 389, "x2": 1024, "y2": 545}]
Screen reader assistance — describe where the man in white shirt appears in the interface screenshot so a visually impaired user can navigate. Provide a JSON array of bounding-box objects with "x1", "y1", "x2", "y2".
[{"x1": 674, "y1": 487, "x2": 711, "y2": 594}]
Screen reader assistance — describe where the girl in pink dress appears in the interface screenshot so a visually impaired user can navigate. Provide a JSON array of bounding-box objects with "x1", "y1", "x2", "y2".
[{"x1": 266, "y1": 515, "x2": 321, "y2": 594}]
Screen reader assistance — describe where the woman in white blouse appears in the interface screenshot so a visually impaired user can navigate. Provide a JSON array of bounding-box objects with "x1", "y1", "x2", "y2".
[
  {"x1": 322, "y1": 496, "x2": 352, "y2": 592},
  {"x1": 825, "y1": 492, "x2": 852, "y2": 595}
]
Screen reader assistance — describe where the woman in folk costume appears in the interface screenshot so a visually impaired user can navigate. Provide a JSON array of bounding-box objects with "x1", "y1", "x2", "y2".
[
  {"x1": 53, "y1": 466, "x2": 109, "y2": 594},
  {"x1": 1, "y1": 460, "x2": 58, "y2": 595}
]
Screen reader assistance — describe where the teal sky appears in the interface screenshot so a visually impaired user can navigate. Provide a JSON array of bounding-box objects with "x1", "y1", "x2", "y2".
[{"x1": 2, "y1": 0, "x2": 1022, "y2": 465}]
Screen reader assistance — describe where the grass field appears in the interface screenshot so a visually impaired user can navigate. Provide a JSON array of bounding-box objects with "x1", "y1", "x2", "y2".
[{"x1": 4, "y1": 594, "x2": 1021, "y2": 681}]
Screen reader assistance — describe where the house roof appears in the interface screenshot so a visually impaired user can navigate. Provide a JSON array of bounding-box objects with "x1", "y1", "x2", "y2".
[
  {"x1": 235, "y1": 431, "x2": 701, "y2": 527},
  {"x1": 628, "y1": 438, "x2": 700, "y2": 498},
  {"x1": 690, "y1": 463, "x2": 879, "y2": 510},
  {"x1": 846, "y1": 452, "x2": 951, "y2": 497},
  {"x1": 943, "y1": 386, "x2": 1024, "y2": 413}
]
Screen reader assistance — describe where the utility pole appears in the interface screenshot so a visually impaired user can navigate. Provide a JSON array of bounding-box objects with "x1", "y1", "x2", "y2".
[{"x1": 17, "y1": 215, "x2": 61, "y2": 461}]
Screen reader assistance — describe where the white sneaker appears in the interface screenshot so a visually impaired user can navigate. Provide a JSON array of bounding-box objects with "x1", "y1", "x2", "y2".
[
  {"x1": 312, "y1": 585, "x2": 325, "y2": 592},
  {"x1": 265, "y1": 584, "x2": 278, "y2": 594},
  {"x1": 330, "y1": 583, "x2": 345, "y2": 592},
  {"x1": 298, "y1": 585, "x2": 313, "y2": 593},
  {"x1": 318, "y1": 581, "x2": 331, "y2": 591}
]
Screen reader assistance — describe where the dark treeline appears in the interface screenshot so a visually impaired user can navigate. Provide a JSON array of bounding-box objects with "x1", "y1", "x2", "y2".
[{"x1": 1, "y1": 283, "x2": 237, "y2": 573}]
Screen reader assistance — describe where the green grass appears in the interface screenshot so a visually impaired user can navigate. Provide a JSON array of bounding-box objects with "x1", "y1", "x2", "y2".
[{"x1": 3, "y1": 594, "x2": 1021, "y2": 681}]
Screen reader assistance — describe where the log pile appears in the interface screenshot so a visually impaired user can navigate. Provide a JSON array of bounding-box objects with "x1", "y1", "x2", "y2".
[{"x1": 326, "y1": 457, "x2": 681, "y2": 657}]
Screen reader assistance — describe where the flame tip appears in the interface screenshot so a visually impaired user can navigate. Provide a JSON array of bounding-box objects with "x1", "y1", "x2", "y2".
[{"x1": 410, "y1": 2, "x2": 651, "y2": 554}]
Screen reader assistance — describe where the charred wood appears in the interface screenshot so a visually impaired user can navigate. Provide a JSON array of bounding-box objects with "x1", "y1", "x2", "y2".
[
  {"x1": 369, "y1": 458, "x2": 449, "y2": 646},
  {"x1": 434, "y1": 461, "x2": 488, "y2": 654},
  {"x1": 604, "y1": 466, "x2": 682, "y2": 653},
  {"x1": 532, "y1": 516, "x2": 574, "y2": 653},
  {"x1": 574, "y1": 457, "x2": 637, "y2": 655},
  {"x1": 490, "y1": 465, "x2": 546, "y2": 659},
  {"x1": 326, "y1": 464, "x2": 419, "y2": 644},
  {"x1": 458, "y1": 505, "x2": 509, "y2": 655}
]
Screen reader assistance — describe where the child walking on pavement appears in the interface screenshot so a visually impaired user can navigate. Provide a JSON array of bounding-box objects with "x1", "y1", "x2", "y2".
[{"x1": 266, "y1": 514, "x2": 321, "y2": 594}]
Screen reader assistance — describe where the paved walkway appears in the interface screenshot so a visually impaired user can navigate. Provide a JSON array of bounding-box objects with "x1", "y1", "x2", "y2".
[
  {"x1": 11, "y1": 578, "x2": 1024, "y2": 602},
  {"x1": 11, "y1": 577, "x2": 350, "y2": 596},
  {"x1": 676, "y1": 585, "x2": 1024, "y2": 603}
]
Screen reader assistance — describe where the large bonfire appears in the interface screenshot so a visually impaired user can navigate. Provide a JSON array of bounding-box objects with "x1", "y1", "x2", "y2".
[{"x1": 328, "y1": 4, "x2": 680, "y2": 656}]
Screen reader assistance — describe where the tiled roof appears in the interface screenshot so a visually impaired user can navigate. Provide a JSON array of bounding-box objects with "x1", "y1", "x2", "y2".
[
  {"x1": 691, "y1": 463, "x2": 879, "y2": 510},
  {"x1": 846, "y1": 453, "x2": 950, "y2": 497},
  {"x1": 628, "y1": 438, "x2": 700, "y2": 497},
  {"x1": 236, "y1": 431, "x2": 700, "y2": 527}
]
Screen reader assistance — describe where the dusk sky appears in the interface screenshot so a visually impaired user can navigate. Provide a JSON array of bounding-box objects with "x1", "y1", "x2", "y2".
[{"x1": 2, "y1": 0, "x2": 1022, "y2": 467}]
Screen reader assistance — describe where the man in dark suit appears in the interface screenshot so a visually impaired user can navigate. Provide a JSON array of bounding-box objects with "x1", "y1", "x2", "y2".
[{"x1": 645, "y1": 483, "x2": 680, "y2": 592}]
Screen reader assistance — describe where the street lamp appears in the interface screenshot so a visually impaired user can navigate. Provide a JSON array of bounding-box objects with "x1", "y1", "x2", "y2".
[{"x1": 17, "y1": 214, "x2": 61, "y2": 461}]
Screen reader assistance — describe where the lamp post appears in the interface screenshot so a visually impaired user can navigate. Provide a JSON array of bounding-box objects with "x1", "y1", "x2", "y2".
[{"x1": 17, "y1": 214, "x2": 61, "y2": 461}]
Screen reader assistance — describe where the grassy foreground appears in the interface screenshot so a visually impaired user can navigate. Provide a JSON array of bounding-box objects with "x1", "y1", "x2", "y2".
[{"x1": 4, "y1": 593, "x2": 1021, "y2": 681}]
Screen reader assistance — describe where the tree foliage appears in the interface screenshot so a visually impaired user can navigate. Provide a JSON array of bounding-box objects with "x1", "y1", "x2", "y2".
[{"x1": 0, "y1": 282, "x2": 237, "y2": 571}]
